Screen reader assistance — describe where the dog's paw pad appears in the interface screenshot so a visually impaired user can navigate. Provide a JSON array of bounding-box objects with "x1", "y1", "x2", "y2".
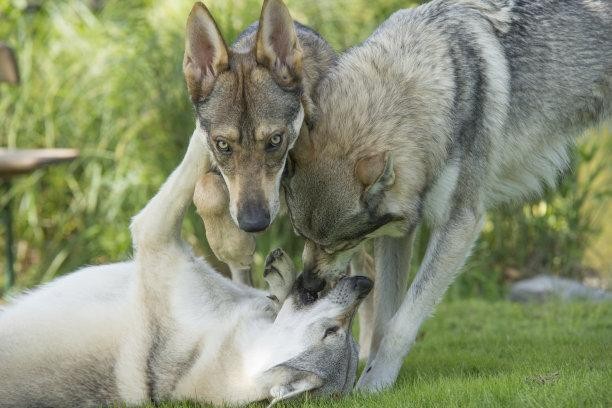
[
  {"x1": 264, "y1": 248, "x2": 292, "y2": 276},
  {"x1": 264, "y1": 248, "x2": 296, "y2": 304},
  {"x1": 264, "y1": 248, "x2": 286, "y2": 270}
]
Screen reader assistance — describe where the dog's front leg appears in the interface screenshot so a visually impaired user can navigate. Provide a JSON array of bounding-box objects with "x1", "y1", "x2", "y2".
[
  {"x1": 119, "y1": 131, "x2": 210, "y2": 403},
  {"x1": 364, "y1": 231, "x2": 415, "y2": 362},
  {"x1": 351, "y1": 249, "x2": 375, "y2": 360},
  {"x1": 130, "y1": 130, "x2": 210, "y2": 286},
  {"x1": 264, "y1": 248, "x2": 297, "y2": 310},
  {"x1": 194, "y1": 172, "x2": 256, "y2": 286},
  {"x1": 356, "y1": 207, "x2": 483, "y2": 392}
]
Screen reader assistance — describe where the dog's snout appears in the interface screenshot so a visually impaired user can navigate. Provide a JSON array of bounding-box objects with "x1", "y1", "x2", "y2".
[
  {"x1": 351, "y1": 276, "x2": 373, "y2": 297},
  {"x1": 237, "y1": 202, "x2": 270, "y2": 232}
]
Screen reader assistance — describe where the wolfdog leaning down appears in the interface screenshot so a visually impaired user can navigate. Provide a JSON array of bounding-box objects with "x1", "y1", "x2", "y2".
[
  {"x1": 283, "y1": 0, "x2": 611, "y2": 392},
  {"x1": 0, "y1": 131, "x2": 372, "y2": 407},
  {"x1": 184, "y1": 0, "x2": 335, "y2": 285}
]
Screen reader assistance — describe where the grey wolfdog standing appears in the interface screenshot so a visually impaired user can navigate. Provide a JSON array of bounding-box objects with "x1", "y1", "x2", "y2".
[{"x1": 283, "y1": 0, "x2": 611, "y2": 392}]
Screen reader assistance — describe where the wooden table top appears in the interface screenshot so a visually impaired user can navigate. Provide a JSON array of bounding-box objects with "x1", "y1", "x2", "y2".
[{"x1": 0, "y1": 148, "x2": 79, "y2": 178}]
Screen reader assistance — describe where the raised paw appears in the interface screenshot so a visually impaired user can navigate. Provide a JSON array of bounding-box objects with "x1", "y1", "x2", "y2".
[{"x1": 264, "y1": 248, "x2": 296, "y2": 305}]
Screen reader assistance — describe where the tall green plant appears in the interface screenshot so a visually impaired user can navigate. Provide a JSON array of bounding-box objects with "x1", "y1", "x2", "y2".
[{"x1": 0, "y1": 0, "x2": 609, "y2": 298}]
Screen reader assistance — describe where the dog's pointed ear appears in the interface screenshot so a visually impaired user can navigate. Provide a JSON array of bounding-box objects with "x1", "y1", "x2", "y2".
[
  {"x1": 183, "y1": 2, "x2": 229, "y2": 103},
  {"x1": 256, "y1": 0, "x2": 303, "y2": 88},
  {"x1": 355, "y1": 153, "x2": 395, "y2": 204},
  {"x1": 261, "y1": 364, "x2": 323, "y2": 407}
]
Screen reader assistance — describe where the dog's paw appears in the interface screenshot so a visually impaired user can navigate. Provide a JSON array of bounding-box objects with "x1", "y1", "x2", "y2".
[
  {"x1": 264, "y1": 248, "x2": 296, "y2": 304},
  {"x1": 355, "y1": 356, "x2": 400, "y2": 393}
]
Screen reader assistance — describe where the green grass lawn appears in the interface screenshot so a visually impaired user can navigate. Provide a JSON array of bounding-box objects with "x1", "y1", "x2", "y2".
[{"x1": 156, "y1": 300, "x2": 611, "y2": 408}]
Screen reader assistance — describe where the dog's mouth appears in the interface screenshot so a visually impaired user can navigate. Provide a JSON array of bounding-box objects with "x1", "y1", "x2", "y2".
[
  {"x1": 296, "y1": 275, "x2": 323, "y2": 306},
  {"x1": 296, "y1": 273, "x2": 373, "y2": 313},
  {"x1": 299, "y1": 289, "x2": 318, "y2": 305}
]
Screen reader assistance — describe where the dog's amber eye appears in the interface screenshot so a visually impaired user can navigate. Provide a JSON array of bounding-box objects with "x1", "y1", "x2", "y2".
[
  {"x1": 215, "y1": 139, "x2": 231, "y2": 153},
  {"x1": 267, "y1": 132, "x2": 283, "y2": 150}
]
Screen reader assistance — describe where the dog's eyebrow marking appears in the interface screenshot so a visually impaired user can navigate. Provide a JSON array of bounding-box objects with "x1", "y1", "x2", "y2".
[
  {"x1": 212, "y1": 127, "x2": 240, "y2": 142},
  {"x1": 255, "y1": 125, "x2": 287, "y2": 142}
]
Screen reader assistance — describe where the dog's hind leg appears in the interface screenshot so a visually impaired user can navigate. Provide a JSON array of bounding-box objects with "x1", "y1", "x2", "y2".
[{"x1": 130, "y1": 130, "x2": 211, "y2": 291}]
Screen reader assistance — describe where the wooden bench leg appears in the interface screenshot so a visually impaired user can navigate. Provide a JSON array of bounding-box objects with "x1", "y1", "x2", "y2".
[{"x1": 1, "y1": 180, "x2": 15, "y2": 293}]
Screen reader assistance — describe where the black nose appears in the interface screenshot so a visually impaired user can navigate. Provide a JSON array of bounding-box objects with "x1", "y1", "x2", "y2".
[
  {"x1": 237, "y1": 204, "x2": 270, "y2": 232},
  {"x1": 351, "y1": 276, "x2": 373, "y2": 297}
]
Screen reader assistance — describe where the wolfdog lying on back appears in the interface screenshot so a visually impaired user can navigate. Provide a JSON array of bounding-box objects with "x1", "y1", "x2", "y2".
[
  {"x1": 283, "y1": 0, "x2": 611, "y2": 392},
  {"x1": 0, "y1": 131, "x2": 372, "y2": 407}
]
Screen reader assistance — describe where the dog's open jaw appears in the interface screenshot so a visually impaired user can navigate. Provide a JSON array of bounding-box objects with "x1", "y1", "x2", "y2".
[{"x1": 254, "y1": 248, "x2": 373, "y2": 405}]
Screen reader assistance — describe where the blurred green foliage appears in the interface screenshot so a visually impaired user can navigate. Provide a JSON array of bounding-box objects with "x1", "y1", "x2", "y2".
[
  {"x1": 449, "y1": 133, "x2": 612, "y2": 299},
  {"x1": 0, "y1": 0, "x2": 609, "y2": 297}
]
